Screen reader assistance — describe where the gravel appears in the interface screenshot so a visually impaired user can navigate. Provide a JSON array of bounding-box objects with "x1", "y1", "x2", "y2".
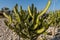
[
  {"x1": 0, "y1": 18, "x2": 20, "y2": 40},
  {"x1": 0, "y1": 18, "x2": 60, "y2": 40}
]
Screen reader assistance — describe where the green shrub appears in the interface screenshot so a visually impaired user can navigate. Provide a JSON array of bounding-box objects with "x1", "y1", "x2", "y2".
[{"x1": 3, "y1": 0, "x2": 52, "y2": 40}]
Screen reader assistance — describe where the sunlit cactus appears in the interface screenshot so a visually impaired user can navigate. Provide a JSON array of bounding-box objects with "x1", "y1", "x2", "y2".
[{"x1": 3, "y1": 0, "x2": 52, "y2": 40}]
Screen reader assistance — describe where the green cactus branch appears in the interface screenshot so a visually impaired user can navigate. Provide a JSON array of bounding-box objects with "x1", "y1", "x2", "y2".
[
  {"x1": 37, "y1": 0, "x2": 51, "y2": 19},
  {"x1": 33, "y1": 0, "x2": 51, "y2": 30},
  {"x1": 13, "y1": 4, "x2": 21, "y2": 23},
  {"x1": 3, "y1": 12, "x2": 12, "y2": 25},
  {"x1": 28, "y1": 6, "x2": 33, "y2": 18}
]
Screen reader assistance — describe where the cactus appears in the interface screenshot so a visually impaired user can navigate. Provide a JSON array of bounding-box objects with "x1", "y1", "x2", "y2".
[{"x1": 3, "y1": 0, "x2": 51, "y2": 40}]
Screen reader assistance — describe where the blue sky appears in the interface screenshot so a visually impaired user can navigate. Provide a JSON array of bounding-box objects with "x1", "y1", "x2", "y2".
[{"x1": 0, "y1": 0, "x2": 60, "y2": 11}]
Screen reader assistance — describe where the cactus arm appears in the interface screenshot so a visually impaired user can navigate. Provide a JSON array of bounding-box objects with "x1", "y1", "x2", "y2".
[
  {"x1": 33, "y1": 21, "x2": 40, "y2": 30},
  {"x1": 36, "y1": 20, "x2": 53, "y2": 34},
  {"x1": 33, "y1": 0, "x2": 51, "y2": 30},
  {"x1": 28, "y1": 6, "x2": 33, "y2": 18},
  {"x1": 35, "y1": 27, "x2": 45, "y2": 34},
  {"x1": 35, "y1": 21, "x2": 50, "y2": 34},
  {"x1": 3, "y1": 12, "x2": 12, "y2": 25},
  {"x1": 37, "y1": 0, "x2": 51, "y2": 22},
  {"x1": 20, "y1": 6, "x2": 22, "y2": 15},
  {"x1": 3, "y1": 12, "x2": 9, "y2": 18},
  {"x1": 36, "y1": 0, "x2": 51, "y2": 23},
  {"x1": 37, "y1": 0, "x2": 51, "y2": 19},
  {"x1": 13, "y1": 5, "x2": 21, "y2": 23},
  {"x1": 8, "y1": 16, "x2": 12, "y2": 25}
]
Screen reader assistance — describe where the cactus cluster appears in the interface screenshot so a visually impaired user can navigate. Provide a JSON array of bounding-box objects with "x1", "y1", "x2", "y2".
[{"x1": 3, "y1": 0, "x2": 52, "y2": 40}]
